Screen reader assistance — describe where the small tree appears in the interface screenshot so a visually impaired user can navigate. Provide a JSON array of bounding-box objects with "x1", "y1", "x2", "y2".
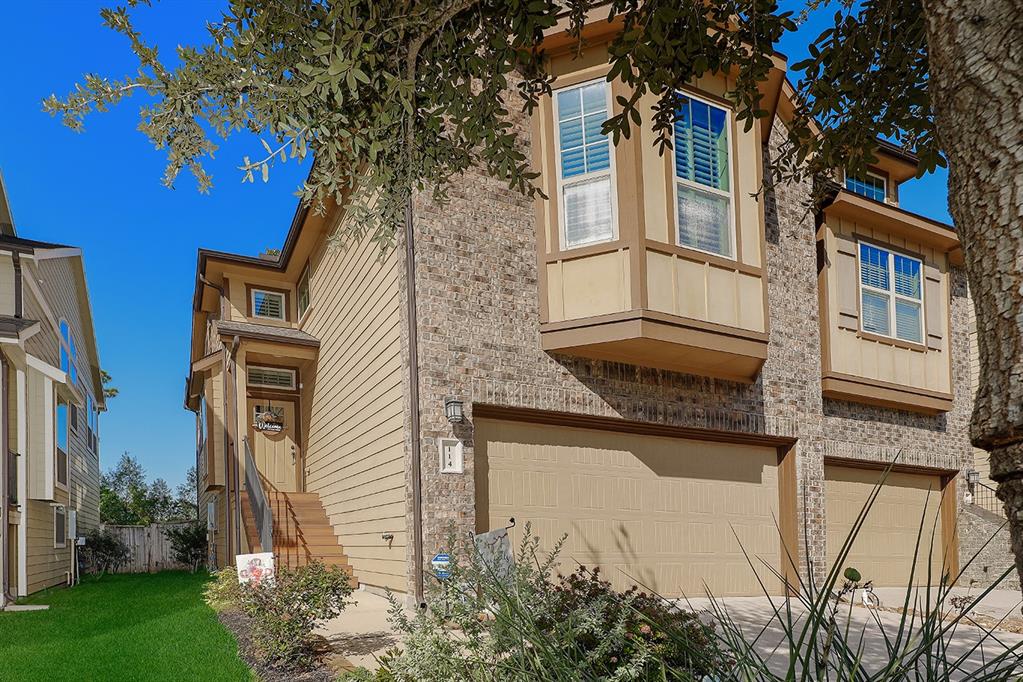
[
  {"x1": 80, "y1": 529, "x2": 131, "y2": 577},
  {"x1": 165, "y1": 522, "x2": 207, "y2": 572}
]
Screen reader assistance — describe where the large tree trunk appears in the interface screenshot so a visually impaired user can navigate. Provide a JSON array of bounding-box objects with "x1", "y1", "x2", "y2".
[{"x1": 921, "y1": 0, "x2": 1023, "y2": 590}]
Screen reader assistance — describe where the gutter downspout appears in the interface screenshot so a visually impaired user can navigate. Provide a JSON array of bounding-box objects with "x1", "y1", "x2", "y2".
[
  {"x1": 1, "y1": 352, "x2": 10, "y2": 606},
  {"x1": 404, "y1": 197, "x2": 425, "y2": 606},
  {"x1": 228, "y1": 335, "x2": 242, "y2": 555},
  {"x1": 199, "y1": 275, "x2": 236, "y2": 562}
]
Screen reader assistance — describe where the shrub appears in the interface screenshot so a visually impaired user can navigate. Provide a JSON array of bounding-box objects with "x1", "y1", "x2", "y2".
[
  {"x1": 203, "y1": 567, "x2": 244, "y2": 613},
  {"x1": 164, "y1": 522, "x2": 207, "y2": 572},
  {"x1": 241, "y1": 561, "x2": 354, "y2": 669},
  {"x1": 79, "y1": 529, "x2": 130, "y2": 576},
  {"x1": 371, "y1": 527, "x2": 727, "y2": 681}
]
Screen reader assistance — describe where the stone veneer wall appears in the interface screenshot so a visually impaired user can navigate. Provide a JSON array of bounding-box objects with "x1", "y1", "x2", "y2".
[{"x1": 399, "y1": 109, "x2": 974, "y2": 596}]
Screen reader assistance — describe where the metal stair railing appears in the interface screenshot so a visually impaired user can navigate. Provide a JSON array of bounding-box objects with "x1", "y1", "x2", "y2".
[
  {"x1": 243, "y1": 438, "x2": 273, "y2": 553},
  {"x1": 970, "y1": 479, "x2": 1003, "y2": 518}
]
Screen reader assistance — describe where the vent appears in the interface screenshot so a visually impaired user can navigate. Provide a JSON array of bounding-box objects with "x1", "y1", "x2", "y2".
[
  {"x1": 252, "y1": 289, "x2": 285, "y2": 319},
  {"x1": 247, "y1": 366, "x2": 296, "y2": 390}
]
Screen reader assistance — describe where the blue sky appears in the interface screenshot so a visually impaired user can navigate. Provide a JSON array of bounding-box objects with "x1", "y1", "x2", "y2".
[{"x1": 0, "y1": 2, "x2": 949, "y2": 489}]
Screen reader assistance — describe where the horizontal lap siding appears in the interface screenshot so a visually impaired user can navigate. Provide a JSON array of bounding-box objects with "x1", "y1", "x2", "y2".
[
  {"x1": 26, "y1": 493, "x2": 70, "y2": 593},
  {"x1": 302, "y1": 226, "x2": 406, "y2": 592}
]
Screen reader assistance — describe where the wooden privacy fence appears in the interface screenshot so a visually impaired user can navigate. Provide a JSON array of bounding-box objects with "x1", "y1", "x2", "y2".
[{"x1": 100, "y1": 523, "x2": 192, "y2": 573}]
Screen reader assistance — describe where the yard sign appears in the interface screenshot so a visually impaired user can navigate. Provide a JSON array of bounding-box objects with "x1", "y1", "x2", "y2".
[{"x1": 236, "y1": 552, "x2": 276, "y2": 586}]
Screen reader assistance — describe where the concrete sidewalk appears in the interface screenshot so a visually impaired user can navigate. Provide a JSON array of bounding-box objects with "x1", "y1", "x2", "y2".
[{"x1": 317, "y1": 589, "x2": 400, "y2": 672}]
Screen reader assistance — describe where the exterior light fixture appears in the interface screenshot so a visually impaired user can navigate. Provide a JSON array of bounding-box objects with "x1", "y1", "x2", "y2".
[
  {"x1": 966, "y1": 469, "x2": 980, "y2": 489},
  {"x1": 444, "y1": 397, "x2": 465, "y2": 424}
]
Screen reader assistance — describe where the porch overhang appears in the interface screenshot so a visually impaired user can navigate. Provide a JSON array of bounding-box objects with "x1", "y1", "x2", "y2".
[{"x1": 213, "y1": 319, "x2": 320, "y2": 349}]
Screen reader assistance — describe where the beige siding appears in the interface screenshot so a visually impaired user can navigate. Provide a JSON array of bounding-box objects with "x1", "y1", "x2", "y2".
[
  {"x1": 301, "y1": 224, "x2": 406, "y2": 592},
  {"x1": 225, "y1": 275, "x2": 296, "y2": 328},
  {"x1": 823, "y1": 218, "x2": 951, "y2": 394},
  {"x1": 26, "y1": 490, "x2": 70, "y2": 594}
]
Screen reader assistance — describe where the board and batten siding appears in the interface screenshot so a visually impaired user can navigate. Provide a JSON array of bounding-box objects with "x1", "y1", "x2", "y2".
[
  {"x1": 0, "y1": 253, "x2": 15, "y2": 316},
  {"x1": 300, "y1": 221, "x2": 406, "y2": 592}
]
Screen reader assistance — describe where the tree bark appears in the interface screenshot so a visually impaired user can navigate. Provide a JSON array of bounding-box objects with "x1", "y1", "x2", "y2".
[{"x1": 921, "y1": 0, "x2": 1023, "y2": 590}]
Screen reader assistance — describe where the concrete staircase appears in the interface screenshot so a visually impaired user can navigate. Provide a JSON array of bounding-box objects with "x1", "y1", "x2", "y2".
[
  {"x1": 241, "y1": 490, "x2": 357, "y2": 587},
  {"x1": 958, "y1": 502, "x2": 1019, "y2": 592}
]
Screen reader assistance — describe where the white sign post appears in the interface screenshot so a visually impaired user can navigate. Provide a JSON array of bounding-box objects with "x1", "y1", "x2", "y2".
[{"x1": 236, "y1": 552, "x2": 276, "y2": 586}]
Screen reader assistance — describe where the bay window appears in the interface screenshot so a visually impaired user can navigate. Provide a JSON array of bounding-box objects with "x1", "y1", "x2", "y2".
[
  {"x1": 673, "y1": 94, "x2": 734, "y2": 258},
  {"x1": 859, "y1": 242, "x2": 924, "y2": 344},
  {"x1": 555, "y1": 80, "x2": 616, "y2": 249}
]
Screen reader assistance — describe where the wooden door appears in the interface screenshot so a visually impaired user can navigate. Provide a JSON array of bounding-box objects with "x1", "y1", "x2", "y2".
[{"x1": 247, "y1": 399, "x2": 300, "y2": 492}]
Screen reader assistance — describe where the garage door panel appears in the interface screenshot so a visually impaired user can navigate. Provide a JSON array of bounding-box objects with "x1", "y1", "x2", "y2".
[
  {"x1": 825, "y1": 465, "x2": 948, "y2": 588},
  {"x1": 476, "y1": 419, "x2": 784, "y2": 597}
]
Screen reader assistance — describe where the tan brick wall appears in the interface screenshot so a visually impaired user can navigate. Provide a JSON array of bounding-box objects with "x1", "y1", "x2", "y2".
[{"x1": 400, "y1": 109, "x2": 974, "y2": 595}]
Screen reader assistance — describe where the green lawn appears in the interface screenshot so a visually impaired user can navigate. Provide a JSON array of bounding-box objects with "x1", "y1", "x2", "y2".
[{"x1": 0, "y1": 571, "x2": 252, "y2": 681}]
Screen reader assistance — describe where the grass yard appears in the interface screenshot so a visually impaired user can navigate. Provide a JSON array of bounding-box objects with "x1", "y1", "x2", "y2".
[{"x1": 0, "y1": 571, "x2": 251, "y2": 681}]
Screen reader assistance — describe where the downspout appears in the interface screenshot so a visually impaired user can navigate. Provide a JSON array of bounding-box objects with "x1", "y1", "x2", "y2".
[
  {"x1": 200, "y1": 274, "x2": 236, "y2": 561},
  {"x1": 230, "y1": 337, "x2": 242, "y2": 553},
  {"x1": 1, "y1": 352, "x2": 10, "y2": 606},
  {"x1": 12, "y1": 253, "x2": 22, "y2": 319},
  {"x1": 404, "y1": 197, "x2": 425, "y2": 606}
]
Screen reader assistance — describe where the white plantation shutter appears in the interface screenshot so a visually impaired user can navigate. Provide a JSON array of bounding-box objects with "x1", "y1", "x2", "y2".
[
  {"x1": 252, "y1": 290, "x2": 285, "y2": 319},
  {"x1": 858, "y1": 242, "x2": 925, "y2": 343},
  {"x1": 557, "y1": 81, "x2": 614, "y2": 248},
  {"x1": 674, "y1": 95, "x2": 733, "y2": 257}
]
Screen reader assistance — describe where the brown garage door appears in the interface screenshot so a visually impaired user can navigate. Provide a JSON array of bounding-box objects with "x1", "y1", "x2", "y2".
[
  {"x1": 475, "y1": 419, "x2": 785, "y2": 597},
  {"x1": 825, "y1": 465, "x2": 950, "y2": 587}
]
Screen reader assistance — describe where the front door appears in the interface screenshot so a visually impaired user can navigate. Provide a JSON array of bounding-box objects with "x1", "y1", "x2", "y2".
[{"x1": 247, "y1": 399, "x2": 300, "y2": 492}]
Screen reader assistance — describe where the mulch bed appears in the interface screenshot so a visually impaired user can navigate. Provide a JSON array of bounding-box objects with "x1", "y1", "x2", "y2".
[{"x1": 217, "y1": 609, "x2": 353, "y2": 681}]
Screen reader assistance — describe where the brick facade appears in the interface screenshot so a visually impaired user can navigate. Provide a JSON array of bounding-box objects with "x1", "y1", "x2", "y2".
[{"x1": 400, "y1": 111, "x2": 974, "y2": 596}]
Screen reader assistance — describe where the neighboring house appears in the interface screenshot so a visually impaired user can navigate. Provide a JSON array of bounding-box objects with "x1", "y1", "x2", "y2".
[
  {"x1": 0, "y1": 173, "x2": 105, "y2": 606},
  {"x1": 185, "y1": 18, "x2": 996, "y2": 601}
]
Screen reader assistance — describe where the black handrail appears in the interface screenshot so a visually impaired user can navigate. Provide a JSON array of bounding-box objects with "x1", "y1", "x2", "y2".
[
  {"x1": 242, "y1": 438, "x2": 273, "y2": 553},
  {"x1": 971, "y1": 479, "x2": 1003, "y2": 518}
]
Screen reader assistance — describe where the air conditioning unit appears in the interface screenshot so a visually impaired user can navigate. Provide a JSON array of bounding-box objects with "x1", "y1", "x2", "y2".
[{"x1": 67, "y1": 509, "x2": 77, "y2": 539}]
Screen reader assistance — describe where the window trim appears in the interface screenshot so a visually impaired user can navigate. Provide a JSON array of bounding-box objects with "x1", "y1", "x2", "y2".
[
  {"x1": 247, "y1": 365, "x2": 297, "y2": 391},
  {"x1": 552, "y1": 77, "x2": 620, "y2": 251},
  {"x1": 247, "y1": 286, "x2": 288, "y2": 321},
  {"x1": 670, "y1": 89, "x2": 738, "y2": 261},
  {"x1": 845, "y1": 170, "x2": 888, "y2": 203},
  {"x1": 856, "y1": 239, "x2": 926, "y2": 346},
  {"x1": 55, "y1": 398, "x2": 69, "y2": 491},
  {"x1": 296, "y1": 265, "x2": 312, "y2": 321},
  {"x1": 53, "y1": 506, "x2": 67, "y2": 549}
]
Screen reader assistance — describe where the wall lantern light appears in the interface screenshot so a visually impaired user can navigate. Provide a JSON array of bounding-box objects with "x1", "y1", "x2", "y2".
[
  {"x1": 444, "y1": 397, "x2": 465, "y2": 424},
  {"x1": 966, "y1": 469, "x2": 980, "y2": 489}
]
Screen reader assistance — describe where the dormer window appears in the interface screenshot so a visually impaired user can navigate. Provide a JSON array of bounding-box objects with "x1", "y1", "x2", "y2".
[
  {"x1": 554, "y1": 79, "x2": 616, "y2": 249},
  {"x1": 846, "y1": 172, "x2": 887, "y2": 202},
  {"x1": 673, "y1": 94, "x2": 734, "y2": 258},
  {"x1": 859, "y1": 242, "x2": 924, "y2": 344},
  {"x1": 250, "y1": 288, "x2": 285, "y2": 320}
]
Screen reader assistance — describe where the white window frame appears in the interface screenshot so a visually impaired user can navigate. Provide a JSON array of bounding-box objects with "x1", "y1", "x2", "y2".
[
  {"x1": 250, "y1": 288, "x2": 286, "y2": 321},
  {"x1": 247, "y1": 365, "x2": 297, "y2": 391},
  {"x1": 671, "y1": 89, "x2": 737, "y2": 260},
  {"x1": 297, "y1": 266, "x2": 312, "y2": 320},
  {"x1": 856, "y1": 240, "x2": 925, "y2": 345},
  {"x1": 552, "y1": 78, "x2": 619, "y2": 251},
  {"x1": 846, "y1": 170, "x2": 888, "y2": 202},
  {"x1": 53, "y1": 506, "x2": 67, "y2": 549}
]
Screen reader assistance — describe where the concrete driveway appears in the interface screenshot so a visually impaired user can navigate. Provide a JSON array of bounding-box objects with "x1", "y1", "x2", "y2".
[
  {"x1": 320, "y1": 587, "x2": 1023, "y2": 678},
  {"x1": 684, "y1": 590, "x2": 1023, "y2": 679}
]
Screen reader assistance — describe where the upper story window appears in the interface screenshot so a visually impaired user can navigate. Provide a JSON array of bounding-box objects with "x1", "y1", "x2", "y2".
[
  {"x1": 56, "y1": 397, "x2": 69, "y2": 488},
  {"x1": 247, "y1": 365, "x2": 296, "y2": 390},
  {"x1": 86, "y1": 394, "x2": 98, "y2": 454},
  {"x1": 251, "y1": 288, "x2": 285, "y2": 320},
  {"x1": 673, "y1": 94, "x2": 734, "y2": 258},
  {"x1": 297, "y1": 267, "x2": 311, "y2": 319},
  {"x1": 859, "y1": 242, "x2": 923, "y2": 344},
  {"x1": 54, "y1": 506, "x2": 66, "y2": 549},
  {"x1": 59, "y1": 320, "x2": 78, "y2": 385},
  {"x1": 554, "y1": 80, "x2": 616, "y2": 249},
  {"x1": 846, "y1": 172, "x2": 887, "y2": 202}
]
